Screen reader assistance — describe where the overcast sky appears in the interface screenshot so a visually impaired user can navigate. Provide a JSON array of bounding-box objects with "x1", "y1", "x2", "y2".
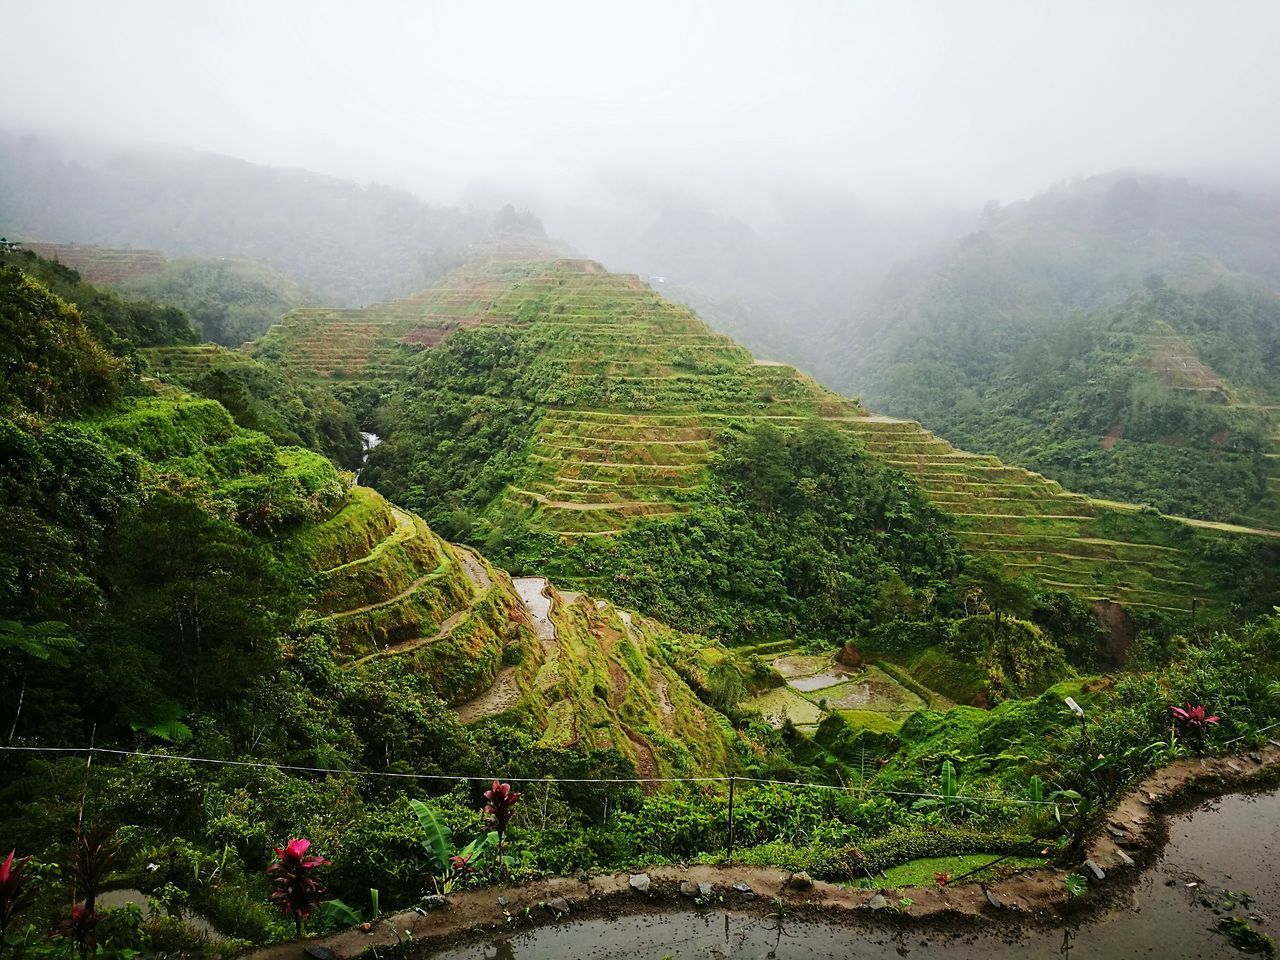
[{"x1": 3, "y1": 0, "x2": 1278, "y2": 210}]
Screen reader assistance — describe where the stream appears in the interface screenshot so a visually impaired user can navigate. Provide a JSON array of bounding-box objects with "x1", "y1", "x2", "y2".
[
  {"x1": 356, "y1": 431, "x2": 381, "y2": 481},
  {"x1": 430, "y1": 787, "x2": 1280, "y2": 959}
]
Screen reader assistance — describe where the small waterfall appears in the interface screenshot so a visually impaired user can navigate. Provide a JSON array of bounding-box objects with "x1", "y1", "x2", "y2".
[{"x1": 356, "y1": 431, "x2": 381, "y2": 482}]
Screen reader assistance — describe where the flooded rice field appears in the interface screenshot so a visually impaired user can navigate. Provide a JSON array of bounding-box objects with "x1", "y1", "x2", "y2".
[{"x1": 431, "y1": 787, "x2": 1280, "y2": 959}]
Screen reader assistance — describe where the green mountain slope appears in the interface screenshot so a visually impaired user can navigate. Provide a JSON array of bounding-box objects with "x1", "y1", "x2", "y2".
[
  {"x1": 248, "y1": 255, "x2": 1280, "y2": 623},
  {"x1": 839, "y1": 173, "x2": 1280, "y2": 528},
  {"x1": 122, "y1": 256, "x2": 318, "y2": 346},
  {"x1": 0, "y1": 262, "x2": 743, "y2": 782},
  {"x1": 138, "y1": 343, "x2": 363, "y2": 468}
]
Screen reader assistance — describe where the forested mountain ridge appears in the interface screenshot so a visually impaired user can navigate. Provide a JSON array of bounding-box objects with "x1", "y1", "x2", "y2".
[
  {"x1": 839, "y1": 173, "x2": 1280, "y2": 526},
  {"x1": 0, "y1": 131, "x2": 544, "y2": 305}
]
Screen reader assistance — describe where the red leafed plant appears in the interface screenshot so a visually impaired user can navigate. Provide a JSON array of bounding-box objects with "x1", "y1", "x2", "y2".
[
  {"x1": 266, "y1": 838, "x2": 330, "y2": 937},
  {"x1": 483, "y1": 781, "x2": 521, "y2": 842},
  {"x1": 52, "y1": 903, "x2": 100, "y2": 958},
  {"x1": 934, "y1": 871, "x2": 951, "y2": 888},
  {"x1": 0, "y1": 850, "x2": 33, "y2": 936},
  {"x1": 1170, "y1": 703, "x2": 1220, "y2": 745},
  {"x1": 483, "y1": 781, "x2": 521, "y2": 881},
  {"x1": 449, "y1": 853, "x2": 477, "y2": 879}
]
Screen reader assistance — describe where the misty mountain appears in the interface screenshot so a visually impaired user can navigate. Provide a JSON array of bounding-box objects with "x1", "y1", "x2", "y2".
[
  {"x1": 835, "y1": 172, "x2": 1280, "y2": 523},
  {"x1": 542, "y1": 190, "x2": 970, "y2": 377},
  {"x1": 0, "y1": 131, "x2": 543, "y2": 305}
]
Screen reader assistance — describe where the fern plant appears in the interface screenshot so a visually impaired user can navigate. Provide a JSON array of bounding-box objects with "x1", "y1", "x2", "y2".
[{"x1": 1, "y1": 620, "x2": 79, "y2": 743}]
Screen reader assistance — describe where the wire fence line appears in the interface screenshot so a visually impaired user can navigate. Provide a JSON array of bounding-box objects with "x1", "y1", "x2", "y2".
[
  {"x1": 0, "y1": 744, "x2": 1072, "y2": 809},
  {"x1": 1223, "y1": 718, "x2": 1280, "y2": 746}
]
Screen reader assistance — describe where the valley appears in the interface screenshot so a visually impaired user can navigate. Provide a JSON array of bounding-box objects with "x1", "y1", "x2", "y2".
[
  {"x1": 4, "y1": 160, "x2": 1280, "y2": 960},
  {"x1": 242, "y1": 254, "x2": 1273, "y2": 619}
]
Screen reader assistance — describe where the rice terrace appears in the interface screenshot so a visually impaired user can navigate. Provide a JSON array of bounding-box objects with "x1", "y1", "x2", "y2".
[{"x1": 2, "y1": 3, "x2": 1280, "y2": 958}]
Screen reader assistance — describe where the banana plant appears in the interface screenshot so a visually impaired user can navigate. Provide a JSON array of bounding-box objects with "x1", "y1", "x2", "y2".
[
  {"x1": 1027, "y1": 775, "x2": 1044, "y2": 805},
  {"x1": 912, "y1": 760, "x2": 976, "y2": 819},
  {"x1": 409, "y1": 799, "x2": 498, "y2": 893}
]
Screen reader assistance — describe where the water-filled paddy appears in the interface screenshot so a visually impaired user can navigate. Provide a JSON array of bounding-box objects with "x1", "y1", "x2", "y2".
[{"x1": 430, "y1": 787, "x2": 1280, "y2": 959}]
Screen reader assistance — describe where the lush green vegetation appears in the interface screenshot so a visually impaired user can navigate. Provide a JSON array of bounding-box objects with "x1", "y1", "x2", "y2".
[
  {"x1": 0, "y1": 267, "x2": 127, "y2": 420},
  {"x1": 140, "y1": 345, "x2": 362, "y2": 469},
  {"x1": 489, "y1": 420, "x2": 965, "y2": 645},
  {"x1": 363, "y1": 326, "x2": 542, "y2": 539},
  {"x1": 0, "y1": 249, "x2": 197, "y2": 353},
  {"x1": 358, "y1": 258, "x2": 1274, "y2": 623},
  {"x1": 869, "y1": 282, "x2": 1279, "y2": 522},
  {"x1": 123, "y1": 257, "x2": 315, "y2": 346},
  {"x1": 3, "y1": 248, "x2": 1280, "y2": 954},
  {"x1": 844, "y1": 175, "x2": 1280, "y2": 527}
]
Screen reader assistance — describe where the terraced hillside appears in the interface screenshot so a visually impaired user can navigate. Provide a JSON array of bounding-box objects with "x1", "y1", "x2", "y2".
[
  {"x1": 247, "y1": 241, "x2": 564, "y2": 383},
  {"x1": 252, "y1": 257, "x2": 1273, "y2": 615},
  {"x1": 95, "y1": 389, "x2": 739, "y2": 778},
  {"x1": 839, "y1": 416, "x2": 1255, "y2": 613},
  {"x1": 292, "y1": 483, "x2": 738, "y2": 778},
  {"x1": 1246, "y1": 414, "x2": 1280, "y2": 531},
  {"x1": 18, "y1": 241, "x2": 166, "y2": 283}
]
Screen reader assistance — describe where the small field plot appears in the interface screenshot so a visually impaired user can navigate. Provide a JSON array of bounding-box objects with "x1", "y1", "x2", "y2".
[
  {"x1": 747, "y1": 653, "x2": 933, "y2": 733},
  {"x1": 817, "y1": 666, "x2": 927, "y2": 714},
  {"x1": 741, "y1": 686, "x2": 827, "y2": 730}
]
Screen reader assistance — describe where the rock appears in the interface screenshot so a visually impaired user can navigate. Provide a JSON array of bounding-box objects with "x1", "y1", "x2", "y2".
[
  {"x1": 680, "y1": 880, "x2": 699, "y2": 898},
  {"x1": 1250, "y1": 752, "x2": 1264, "y2": 764},
  {"x1": 984, "y1": 887, "x2": 1003, "y2": 910},
  {"x1": 1092, "y1": 599, "x2": 1136, "y2": 665},
  {"x1": 1226, "y1": 760, "x2": 1244, "y2": 774},
  {"x1": 1114, "y1": 849, "x2": 1135, "y2": 867},
  {"x1": 1268, "y1": 739, "x2": 1280, "y2": 748},
  {"x1": 305, "y1": 948, "x2": 337, "y2": 960},
  {"x1": 788, "y1": 871, "x2": 813, "y2": 890},
  {"x1": 698, "y1": 882, "x2": 714, "y2": 898},
  {"x1": 629, "y1": 873, "x2": 651, "y2": 894},
  {"x1": 869, "y1": 893, "x2": 889, "y2": 910},
  {"x1": 419, "y1": 895, "x2": 448, "y2": 911},
  {"x1": 1083, "y1": 860, "x2": 1106, "y2": 882},
  {"x1": 836, "y1": 643, "x2": 863, "y2": 668},
  {"x1": 498, "y1": 896, "x2": 508, "y2": 907},
  {"x1": 1106, "y1": 824, "x2": 1129, "y2": 840},
  {"x1": 544, "y1": 897, "x2": 571, "y2": 915},
  {"x1": 732, "y1": 882, "x2": 753, "y2": 894}
]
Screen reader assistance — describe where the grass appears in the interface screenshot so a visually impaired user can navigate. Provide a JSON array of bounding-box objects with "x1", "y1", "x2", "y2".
[{"x1": 854, "y1": 853, "x2": 1048, "y2": 889}]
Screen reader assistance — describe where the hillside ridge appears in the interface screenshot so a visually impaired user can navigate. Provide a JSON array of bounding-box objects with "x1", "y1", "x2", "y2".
[{"x1": 248, "y1": 255, "x2": 1275, "y2": 616}]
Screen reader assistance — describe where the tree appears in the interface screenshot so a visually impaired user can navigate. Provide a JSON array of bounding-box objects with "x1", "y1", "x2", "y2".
[{"x1": 0, "y1": 619, "x2": 79, "y2": 743}]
